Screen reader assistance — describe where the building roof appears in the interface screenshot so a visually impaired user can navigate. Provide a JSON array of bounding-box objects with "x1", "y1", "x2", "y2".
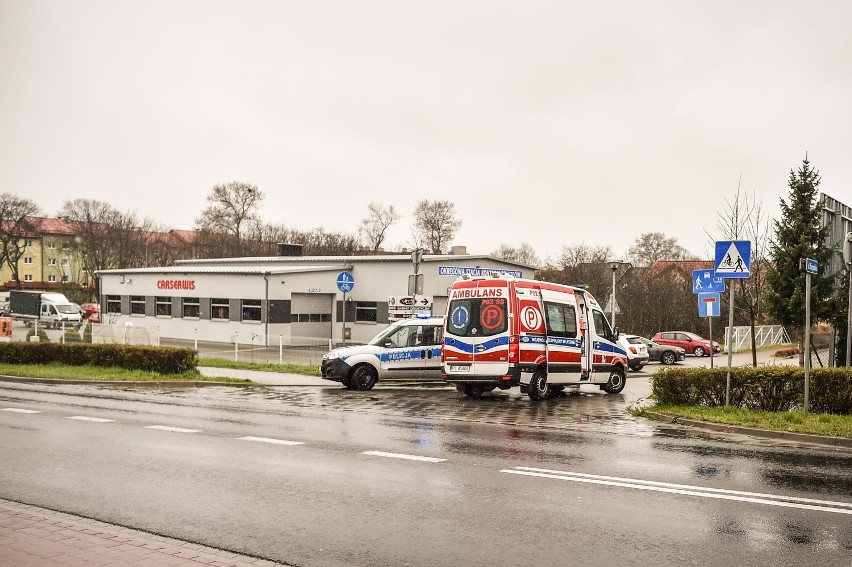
[
  {"x1": 96, "y1": 264, "x2": 353, "y2": 276},
  {"x1": 173, "y1": 254, "x2": 538, "y2": 270},
  {"x1": 648, "y1": 259, "x2": 714, "y2": 276}
]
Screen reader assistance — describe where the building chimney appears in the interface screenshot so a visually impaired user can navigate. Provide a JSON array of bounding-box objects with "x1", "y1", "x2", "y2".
[
  {"x1": 449, "y1": 245, "x2": 467, "y2": 255},
  {"x1": 278, "y1": 243, "x2": 303, "y2": 257}
]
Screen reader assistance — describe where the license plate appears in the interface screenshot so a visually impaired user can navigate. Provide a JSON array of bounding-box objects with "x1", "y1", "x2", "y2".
[{"x1": 449, "y1": 364, "x2": 470, "y2": 372}]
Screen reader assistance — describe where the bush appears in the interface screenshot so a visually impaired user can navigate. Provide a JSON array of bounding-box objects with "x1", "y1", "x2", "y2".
[
  {"x1": 63, "y1": 327, "x2": 83, "y2": 343},
  {"x1": 25, "y1": 328, "x2": 50, "y2": 344},
  {"x1": 774, "y1": 347, "x2": 798, "y2": 358},
  {"x1": 652, "y1": 367, "x2": 852, "y2": 414},
  {"x1": 0, "y1": 343, "x2": 197, "y2": 375}
]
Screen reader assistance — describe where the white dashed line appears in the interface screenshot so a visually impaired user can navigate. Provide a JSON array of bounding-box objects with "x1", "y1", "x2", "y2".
[
  {"x1": 68, "y1": 416, "x2": 115, "y2": 423},
  {"x1": 362, "y1": 451, "x2": 446, "y2": 463},
  {"x1": 1, "y1": 408, "x2": 41, "y2": 414},
  {"x1": 238, "y1": 436, "x2": 304, "y2": 446},
  {"x1": 145, "y1": 425, "x2": 200, "y2": 433},
  {"x1": 500, "y1": 467, "x2": 852, "y2": 515}
]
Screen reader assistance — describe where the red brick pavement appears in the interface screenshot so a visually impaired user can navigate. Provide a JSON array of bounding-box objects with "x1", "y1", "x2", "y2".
[{"x1": 0, "y1": 499, "x2": 289, "y2": 567}]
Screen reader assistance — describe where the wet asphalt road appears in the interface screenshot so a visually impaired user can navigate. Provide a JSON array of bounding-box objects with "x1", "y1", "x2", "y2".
[{"x1": 1, "y1": 378, "x2": 850, "y2": 567}]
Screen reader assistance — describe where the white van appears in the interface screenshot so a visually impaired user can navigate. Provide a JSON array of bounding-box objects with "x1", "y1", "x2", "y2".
[{"x1": 321, "y1": 315, "x2": 444, "y2": 390}]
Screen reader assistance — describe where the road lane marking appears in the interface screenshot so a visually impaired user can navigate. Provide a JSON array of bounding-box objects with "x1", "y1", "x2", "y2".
[
  {"x1": 362, "y1": 451, "x2": 446, "y2": 463},
  {"x1": 238, "y1": 436, "x2": 304, "y2": 446},
  {"x1": 500, "y1": 467, "x2": 852, "y2": 516},
  {"x1": 145, "y1": 425, "x2": 200, "y2": 433},
  {"x1": 68, "y1": 416, "x2": 115, "y2": 423},
  {"x1": 1, "y1": 408, "x2": 41, "y2": 414},
  {"x1": 515, "y1": 466, "x2": 852, "y2": 509}
]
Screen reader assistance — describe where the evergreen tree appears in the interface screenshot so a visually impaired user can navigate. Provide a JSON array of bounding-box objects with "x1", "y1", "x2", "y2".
[{"x1": 764, "y1": 157, "x2": 835, "y2": 347}]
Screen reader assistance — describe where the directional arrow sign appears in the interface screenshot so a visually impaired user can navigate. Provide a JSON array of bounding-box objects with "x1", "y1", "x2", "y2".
[{"x1": 698, "y1": 292, "x2": 721, "y2": 317}]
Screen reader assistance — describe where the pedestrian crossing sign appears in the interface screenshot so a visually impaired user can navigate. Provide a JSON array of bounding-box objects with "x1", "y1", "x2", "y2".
[{"x1": 715, "y1": 240, "x2": 751, "y2": 279}]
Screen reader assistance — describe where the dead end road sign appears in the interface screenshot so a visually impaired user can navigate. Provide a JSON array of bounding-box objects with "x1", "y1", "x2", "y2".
[{"x1": 698, "y1": 292, "x2": 721, "y2": 317}]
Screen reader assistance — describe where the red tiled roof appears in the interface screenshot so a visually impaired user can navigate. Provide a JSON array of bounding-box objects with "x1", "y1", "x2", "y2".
[
  {"x1": 169, "y1": 229, "x2": 197, "y2": 245},
  {"x1": 649, "y1": 259, "x2": 714, "y2": 276}
]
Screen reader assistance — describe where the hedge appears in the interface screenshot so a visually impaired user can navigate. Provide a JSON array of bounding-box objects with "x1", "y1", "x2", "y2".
[
  {"x1": 0, "y1": 343, "x2": 197, "y2": 375},
  {"x1": 652, "y1": 367, "x2": 852, "y2": 414}
]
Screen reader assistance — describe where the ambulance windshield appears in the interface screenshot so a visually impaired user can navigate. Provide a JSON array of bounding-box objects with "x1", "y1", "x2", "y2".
[{"x1": 446, "y1": 297, "x2": 508, "y2": 337}]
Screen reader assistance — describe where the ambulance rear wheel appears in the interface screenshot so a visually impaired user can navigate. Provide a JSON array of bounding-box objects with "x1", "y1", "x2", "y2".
[
  {"x1": 463, "y1": 384, "x2": 485, "y2": 398},
  {"x1": 528, "y1": 368, "x2": 549, "y2": 400},
  {"x1": 603, "y1": 367, "x2": 626, "y2": 394},
  {"x1": 350, "y1": 365, "x2": 377, "y2": 391}
]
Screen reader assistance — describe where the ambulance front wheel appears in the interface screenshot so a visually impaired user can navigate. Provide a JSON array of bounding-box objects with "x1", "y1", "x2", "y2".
[
  {"x1": 603, "y1": 367, "x2": 626, "y2": 394},
  {"x1": 528, "y1": 368, "x2": 549, "y2": 400},
  {"x1": 350, "y1": 364, "x2": 377, "y2": 391}
]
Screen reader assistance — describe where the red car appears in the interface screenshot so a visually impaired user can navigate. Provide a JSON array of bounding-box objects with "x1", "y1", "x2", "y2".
[
  {"x1": 651, "y1": 331, "x2": 721, "y2": 357},
  {"x1": 80, "y1": 303, "x2": 100, "y2": 318}
]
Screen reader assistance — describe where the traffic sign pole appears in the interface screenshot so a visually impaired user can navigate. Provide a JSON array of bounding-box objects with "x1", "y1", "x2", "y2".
[
  {"x1": 725, "y1": 284, "x2": 734, "y2": 405},
  {"x1": 804, "y1": 270, "x2": 811, "y2": 412},
  {"x1": 709, "y1": 316, "x2": 714, "y2": 369}
]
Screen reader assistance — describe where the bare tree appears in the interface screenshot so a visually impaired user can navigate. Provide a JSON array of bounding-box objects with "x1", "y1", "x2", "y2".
[
  {"x1": 628, "y1": 232, "x2": 694, "y2": 266},
  {"x1": 492, "y1": 242, "x2": 540, "y2": 266},
  {"x1": 0, "y1": 193, "x2": 41, "y2": 288},
  {"x1": 195, "y1": 181, "x2": 264, "y2": 256},
  {"x1": 537, "y1": 243, "x2": 615, "y2": 297},
  {"x1": 710, "y1": 184, "x2": 771, "y2": 366},
  {"x1": 412, "y1": 199, "x2": 461, "y2": 254},
  {"x1": 359, "y1": 203, "x2": 399, "y2": 251}
]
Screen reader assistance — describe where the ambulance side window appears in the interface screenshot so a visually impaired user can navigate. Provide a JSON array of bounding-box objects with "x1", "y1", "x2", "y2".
[
  {"x1": 544, "y1": 302, "x2": 577, "y2": 338},
  {"x1": 592, "y1": 309, "x2": 614, "y2": 342}
]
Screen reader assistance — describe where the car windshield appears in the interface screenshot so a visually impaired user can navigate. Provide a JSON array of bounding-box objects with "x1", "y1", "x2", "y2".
[
  {"x1": 367, "y1": 321, "x2": 405, "y2": 346},
  {"x1": 56, "y1": 304, "x2": 80, "y2": 314},
  {"x1": 685, "y1": 332, "x2": 704, "y2": 340}
]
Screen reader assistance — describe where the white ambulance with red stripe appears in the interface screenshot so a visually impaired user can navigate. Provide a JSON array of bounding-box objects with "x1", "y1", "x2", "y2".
[{"x1": 442, "y1": 274, "x2": 628, "y2": 399}]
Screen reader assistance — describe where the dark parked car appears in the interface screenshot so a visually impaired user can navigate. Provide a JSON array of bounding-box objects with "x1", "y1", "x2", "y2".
[
  {"x1": 638, "y1": 337, "x2": 686, "y2": 365},
  {"x1": 651, "y1": 331, "x2": 720, "y2": 357}
]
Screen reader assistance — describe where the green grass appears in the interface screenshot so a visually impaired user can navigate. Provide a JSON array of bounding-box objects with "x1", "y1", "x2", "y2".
[
  {"x1": 0, "y1": 362, "x2": 251, "y2": 383},
  {"x1": 198, "y1": 358, "x2": 321, "y2": 376},
  {"x1": 638, "y1": 403, "x2": 852, "y2": 438}
]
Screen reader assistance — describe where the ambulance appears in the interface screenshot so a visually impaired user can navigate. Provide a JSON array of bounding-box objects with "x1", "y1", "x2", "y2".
[{"x1": 442, "y1": 274, "x2": 629, "y2": 399}]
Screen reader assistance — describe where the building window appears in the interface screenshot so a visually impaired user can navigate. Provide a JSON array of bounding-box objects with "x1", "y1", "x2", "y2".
[
  {"x1": 61, "y1": 258, "x2": 69, "y2": 267},
  {"x1": 106, "y1": 295, "x2": 121, "y2": 314},
  {"x1": 24, "y1": 239, "x2": 32, "y2": 247},
  {"x1": 48, "y1": 241, "x2": 56, "y2": 249},
  {"x1": 48, "y1": 275, "x2": 56, "y2": 282},
  {"x1": 24, "y1": 274, "x2": 32, "y2": 282},
  {"x1": 182, "y1": 297, "x2": 200, "y2": 318},
  {"x1": 241, "y1": 299, "x2": 262, "y2": 322},
  {"x1": 131, "y1": 296, "x2": 146, "y2": 315},
  {"x1": 355, "y1": 301, "x2": 377, "y2": 323},
  {"x1": 155, "y1": 296, "x2": 171, "y2": 317},
  {"x1": 61, "y1": 275, "x2": 69, "y2": 283},
  {"x1": 47, "y1": 258, "x2": 57, "y2": 266},
  {"x1": 211, "y1": 298, "x2": 229, "y2": 320},
  {"x1": 24, "y1": 257, "x2": 32, "y2": 265},
  {"x1": 295, "y1": 313, "x2": 331, "y2": 322}
]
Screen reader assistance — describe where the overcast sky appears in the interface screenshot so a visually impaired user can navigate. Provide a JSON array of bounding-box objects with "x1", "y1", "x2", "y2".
[{"x1": 2, "y1": 1, "x2": 850, "y2": 263}]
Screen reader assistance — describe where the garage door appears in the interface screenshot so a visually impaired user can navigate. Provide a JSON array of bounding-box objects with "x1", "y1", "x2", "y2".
[{"x1": 291, "y1": 293, "x2": 333, "y2": 344}]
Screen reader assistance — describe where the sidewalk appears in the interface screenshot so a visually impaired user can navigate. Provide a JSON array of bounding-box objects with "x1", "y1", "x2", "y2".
[
  {"x1": 197, "y1": 366, "x2": 331, "y2": 386},
  {"x1": 0, "y1": 499, "x2": 289, "y2": 567}
]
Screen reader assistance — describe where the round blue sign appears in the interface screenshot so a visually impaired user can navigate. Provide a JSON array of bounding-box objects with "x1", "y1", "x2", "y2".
[
  {"x1": 336, "y1": 271, "x2": 355, "y2": 293},
  {"x1": 450, "y1": 305, "x2": 469, "y2": 329}
]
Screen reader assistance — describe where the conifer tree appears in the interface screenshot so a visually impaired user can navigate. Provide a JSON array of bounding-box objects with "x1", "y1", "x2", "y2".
[{"x1": 764, "y1": 157, "x2": 834, "y2": 350}]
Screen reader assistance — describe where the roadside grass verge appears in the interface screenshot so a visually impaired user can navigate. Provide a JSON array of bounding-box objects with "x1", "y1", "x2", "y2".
[
  {"x1": 0, "y1": 362, "x2": 250, "y2": 383},
  {"x1": 198, "y1": 358, "x2": 321, "y2": 376},
  {"x1": 636, "y1": 403, "x2": 852, "y2": 438}
]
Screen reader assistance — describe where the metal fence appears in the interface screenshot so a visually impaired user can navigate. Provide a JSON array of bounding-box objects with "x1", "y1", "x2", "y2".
[
  {"x1": 724, "y1": 325, "x2": 791, "y2": 352},
  {"x1": 5, "y1": 321, "x2": 344, "y2": 366}
]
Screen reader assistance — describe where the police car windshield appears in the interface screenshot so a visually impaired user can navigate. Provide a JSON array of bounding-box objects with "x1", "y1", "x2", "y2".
[{"x1": 367, "y1": 320, "x2": 405, "y2": 346}]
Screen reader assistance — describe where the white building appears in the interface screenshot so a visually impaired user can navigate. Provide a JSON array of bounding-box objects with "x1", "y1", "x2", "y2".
[{"x1": 96, "y1": 251, "x2": 534, "y2": 346}]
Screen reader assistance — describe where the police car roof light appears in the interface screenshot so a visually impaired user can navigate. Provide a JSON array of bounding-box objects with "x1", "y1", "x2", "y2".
[
  {"x1": 461, "y1": 274, "x2": 471, "y2": 280},
  {"x1": 416, "y1": 312, "x2": 430, "y2": 319}
]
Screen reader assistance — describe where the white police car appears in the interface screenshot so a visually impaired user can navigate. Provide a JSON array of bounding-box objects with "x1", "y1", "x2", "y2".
[{"x1": 321, "y1": 315, "x2": 444, "y2": 390}]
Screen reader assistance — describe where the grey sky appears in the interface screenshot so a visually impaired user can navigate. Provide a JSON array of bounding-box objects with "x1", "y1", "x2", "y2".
[{"x1": 2, "y1": 1, "x2": 850, "y2": 263}]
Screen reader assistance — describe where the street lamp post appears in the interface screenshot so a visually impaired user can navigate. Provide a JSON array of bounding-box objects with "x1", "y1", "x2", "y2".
[{"x1": 610, "y1": 263, "x2": 618, "y2": 329}]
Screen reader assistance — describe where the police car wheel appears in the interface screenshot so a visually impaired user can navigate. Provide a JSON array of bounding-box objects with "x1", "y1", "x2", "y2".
[
  {"x1": 528, "y1": 368, "x2": 549, "y2": 400},
  {"x1": 341, "y1": 376, "x2": 355, "y2": 390},
  {"x1": 350, "y1": 365, "x2": 377, "y2": 391}
]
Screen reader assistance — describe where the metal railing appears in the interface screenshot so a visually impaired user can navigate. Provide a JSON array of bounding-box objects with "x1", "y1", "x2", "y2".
[{"x1": 724, "y1": 325, "x2": 791, "y2": 352}]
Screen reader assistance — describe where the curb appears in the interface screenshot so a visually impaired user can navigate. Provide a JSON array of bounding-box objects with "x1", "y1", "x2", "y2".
[
  {"x1": 642, "y1": 410, "x2": 852, "y2": 449},
  {"x1": 0, "y1": 375, "x2": 257, "y2": 388}
]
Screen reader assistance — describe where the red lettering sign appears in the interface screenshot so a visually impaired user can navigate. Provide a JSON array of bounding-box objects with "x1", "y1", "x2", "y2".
[{"x1": 156, "y1": 279, "x2": 196, "y2": 290}]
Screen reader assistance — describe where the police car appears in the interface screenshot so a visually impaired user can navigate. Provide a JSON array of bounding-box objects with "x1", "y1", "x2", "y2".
[{"x1": 321, "y1": 315, "x2": 444, "y2": 390}]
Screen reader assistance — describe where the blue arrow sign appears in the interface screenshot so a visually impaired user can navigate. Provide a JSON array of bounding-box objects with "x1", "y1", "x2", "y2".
[
  {"x1": 715, "y1": 240, "x2": 752, "y2": 279},
  {"x1": 698, "y1": 292, "x2": 721, "y2": 317},
  {"x1": 336, "y1": 271, "x2": 355, "y2": 293},
  {"x1": 692, "y1": 269, "x2": 725, "y2": 294}
]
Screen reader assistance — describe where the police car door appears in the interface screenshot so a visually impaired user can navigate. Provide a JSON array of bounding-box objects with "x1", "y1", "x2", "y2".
[{"x1": 379, "y1": 323, "x2": 424, "y2": 379}]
